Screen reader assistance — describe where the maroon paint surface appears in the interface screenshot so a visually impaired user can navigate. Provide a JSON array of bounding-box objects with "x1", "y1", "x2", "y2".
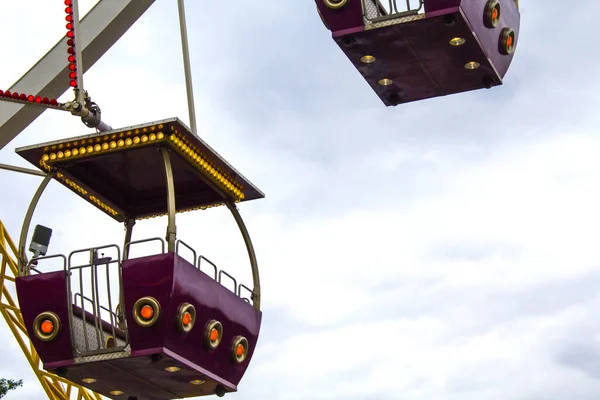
[
  {"x1": 122, "y1": 252, "x2": 262, "y2": 392},
  {"x1": 166, "y1": 255, "x2": 261, "y2": 387},
  {"x1": 460, "y1": 0, "x2": 520, "y2": 78},
  {"x1": 56, "y1": 350, "x2": 230, "y2": 399},
  {"x1": 425, "y1": 0, "x2": 461, "y2": 12},
  {"x1": 16, "y1": 271, "x2": 74, "y2": 364}
]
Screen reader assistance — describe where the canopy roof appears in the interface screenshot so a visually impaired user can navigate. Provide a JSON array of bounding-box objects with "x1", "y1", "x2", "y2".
[{"x1": 16, "y1": 118, "x2": 264, "y2": 222}]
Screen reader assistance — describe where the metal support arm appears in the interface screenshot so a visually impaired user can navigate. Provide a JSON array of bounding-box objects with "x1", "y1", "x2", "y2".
[
  {"x1": 161, "y1": 148, "x2": 177, "y2": 252},
  {"x1": 18, "y1": 171, "x2": 56, "y2": 275},
  {"x1": 226, "y1": 202, "x2": 261, "y2": 310}
]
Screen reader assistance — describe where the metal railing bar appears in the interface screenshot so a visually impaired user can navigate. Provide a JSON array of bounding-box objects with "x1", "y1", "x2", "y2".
[
  {"x1": 218, "y1": 270, "x2": 237, "y2": 294},
  {"x1": 123, "y1": 237, "x2": 165, "y2": 258},
  {"x1": 197, "y1": 255, "x2": 217, "y2": 281},
  {"x1": 176, "y1": 240, "x2": 197, "y2": 266}
]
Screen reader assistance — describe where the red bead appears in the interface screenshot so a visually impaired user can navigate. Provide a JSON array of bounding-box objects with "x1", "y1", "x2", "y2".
[
  {"x1": 70, "y1": 80, "x2": 78, "y2": 87},
  {"x1": 65, "y1": 6, "x2": 72, "y2": 14},
  {"x1": 69, "y1": 71, "x2": 77, "y2": 79},
  {"x1": 50, "y1": 99, "x2": 58, "y2": 106},
  {"x1": 27, "y1": 95, "x2": 34, "y2": 102},
  {"x1": 35, "y1": 96, "x2": 42, "y2": 103},
  {"x1": 42, "y1": 97, "x2": 50, "y2": 104},
  {"x1": 69, "y1": 63, "x2": 77, "y2": 71},
  {"x1": 67, "y1": 39, "x2": 74, "y2": 47},
  {"x1": 19, "y1": 93, "x2": 27, "y2": 100},
  {"x1": 66, "y1": 15, "x2": 73, "y2": 22},
  {"x1": 65, "y1": 0, "x2": 72, "y2": 6},
  {"x1": 66, "y1": 23, "x2": 73, "y2": 31},
  {"x1": 68, "y1": 55, "x2": 75, "y2": 63},
  {"x1": 66, "y1": 31, "x2": 74, "y2": 38},
  {"x1": 11, "y1": 92, "x2": 19, "y2": 99},
  {"x1": 67, "y1": 47, "x2": 75, "y2": 55}
]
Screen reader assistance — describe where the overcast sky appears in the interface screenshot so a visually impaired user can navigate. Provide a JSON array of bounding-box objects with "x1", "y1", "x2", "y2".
[{"x1": 1, "y1": 0, "x2": 600, "y2": 399}]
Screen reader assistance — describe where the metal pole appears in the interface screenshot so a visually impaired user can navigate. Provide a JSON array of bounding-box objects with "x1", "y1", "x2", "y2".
[
  {"x1": 161, "y1": 148, "x2": 177, "y2": 252},
  {"x1": 18, "y1": 171, "x2": 56, "y2": 275},
  {"x1": 226, "y1": 202, "x2": 261, "y2": 310},
  {"x1": 122, "y1": 219, "x2": 136, "y2": 261},
  {"x1": 0, "y1": 163, "x2": 45, "y2": 177},
  {"x1": 177, "y1": 0, "x2": 198, "y2": 135}
]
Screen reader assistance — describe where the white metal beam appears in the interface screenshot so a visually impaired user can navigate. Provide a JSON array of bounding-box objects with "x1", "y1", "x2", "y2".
[{"x1": 0, "y1": 0, "x2": 155, "y2": 151}]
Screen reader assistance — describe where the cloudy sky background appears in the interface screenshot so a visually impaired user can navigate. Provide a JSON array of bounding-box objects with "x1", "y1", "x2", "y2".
[{"x1": 1, "y1": 0, "x2": 600, "y2": 399}]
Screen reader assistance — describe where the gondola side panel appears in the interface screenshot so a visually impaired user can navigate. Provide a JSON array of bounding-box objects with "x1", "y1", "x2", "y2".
[
  {"x1": 460, "y1": 0, "x2": 520, "y2": 79},
  {"x1": 16, "y1": 271, "x2": 74, "y2": 365},
  {"x1": 122, "y1": 253, "x2": 175, "y2": 353},
  {"x1": 166, "y1": 255, "x2": 262, "y2": 387}
]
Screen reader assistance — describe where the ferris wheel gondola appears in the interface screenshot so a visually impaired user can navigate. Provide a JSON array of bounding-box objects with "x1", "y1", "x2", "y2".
[
  {"x1": 14, "y1": 118, "x2": 264, "y2": 399},
  {"x1": 316, "y1": 0, "x2": 521, "y2": 106}
]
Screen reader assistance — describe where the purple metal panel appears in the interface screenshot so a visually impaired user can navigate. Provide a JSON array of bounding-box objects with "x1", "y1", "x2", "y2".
[
  {"x1": 396, "y1": 10, "x2": 502, "y2": 91},
  {"x1": 58, "y1": 350, "x2": 232, "y2": 399},
  {"x1": 460, "y1": 0, "x2": 520, "y2": 79},
  {"x1": 122, "y1": 253, "x2": 175, "y2": 351},
  {"x1": 318, "y1": 0, "x2": 519, "y2": 106},
  {"x1": 425, "y1": 0, "x2": 461, "y2": 13},
  {"x1": 334, "y1": 10, "x2": 502, "y2": 105},
  {"x1": 315, "y1": 0, "x2": 364, "y2": 32},
  {"x1": 16, "y1": 271, "x2": 74, "y2": 364},
  {"x1": 165, "y1": 255, "x2": 262, "y2": 388}
]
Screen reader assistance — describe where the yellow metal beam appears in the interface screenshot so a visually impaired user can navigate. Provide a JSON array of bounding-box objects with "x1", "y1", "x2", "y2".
[{"x1": 0, "y1": 219, "x2": 104, "y2": 400}]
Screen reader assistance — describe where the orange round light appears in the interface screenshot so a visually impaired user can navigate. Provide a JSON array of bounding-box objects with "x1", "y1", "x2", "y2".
[
  {"x1": 176, "y1": 303, "x2": 195, "y2": 333},
  {"x1": 140, "y1": 305, "x2": 154, "y2": 320},
  {"x1": 182, "y1": 312, "x2": 192, "y2": 326},
  {"x1": 133, "y1": 297, "x2": 161, "y2": 327},
  {"x1": 484, "y1": 0, "x2": 501, "y2": 28},
  {"x1": 205, "y1": 320, "x2": 223, "y2": 349},
  {"x1": 236, "y1": 343, "x2": 245, "y2": 357},
  {"x1": 33, "y1": 312, "x2": 61, "y2": 342},
  {"x1": 231, "y1": 336, "x2": 249, "y2": 363},
  {"x1": 499, "y1": 27, "x2": 516, "y2": 55},
  {"x1": 41, "y1": 320, "x2": 54, "y2": 334}
]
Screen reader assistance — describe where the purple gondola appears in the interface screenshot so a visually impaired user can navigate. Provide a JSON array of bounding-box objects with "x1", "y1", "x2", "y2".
[
  {"x1": 316, "y1": 0, "x2": 520, "y2": 105},
  {"x1": 13, "y1": 118, "x2": 264, "y2": 399}
]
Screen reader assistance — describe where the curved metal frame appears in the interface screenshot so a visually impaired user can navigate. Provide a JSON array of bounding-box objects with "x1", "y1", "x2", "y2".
[
  {"x1": 18, "y1": 170, "x2": 56, "y2": 275},
  {"x1": 161, "y1": 147, "x2": 177, "y2": 252},
  {"x1": 226, "y1": 202, "x2": 261, "y2": 311}
]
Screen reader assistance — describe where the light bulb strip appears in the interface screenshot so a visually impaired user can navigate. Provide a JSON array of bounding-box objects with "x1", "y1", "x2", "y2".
[
  {"x1": 40, "y1": 127, "x2": 166, "y2": 166},
  {"x1": 37, "y1": 162, "x2": 121, "y2": 218},
  {"x1": 0, "y1": 91, "x2": 62, "y2": 108},
  {"x1": 137, "y1": 201, "x2": 227, "y2": 221},
  {"x1": 64, "y1": 0, "x2": 79, "y2": 88},
  {"x1": 167, "y1": 130, "x2": 245, "y2": 201}
]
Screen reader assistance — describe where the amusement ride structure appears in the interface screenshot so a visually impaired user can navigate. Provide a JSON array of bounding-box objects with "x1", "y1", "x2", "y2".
[{"x1": 0, "y1": 0, "x2": 520, "y2": 399}]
